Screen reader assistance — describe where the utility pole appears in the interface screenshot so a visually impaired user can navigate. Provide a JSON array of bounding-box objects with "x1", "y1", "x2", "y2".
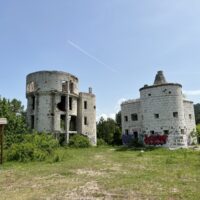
[{"x1": 0, "y1": 118, "x2": 7, "y2": 165}]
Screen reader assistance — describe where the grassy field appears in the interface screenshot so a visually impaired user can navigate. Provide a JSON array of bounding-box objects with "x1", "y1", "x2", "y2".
[{"x1": 0, "y1": 146, "x2": 200, "y2": 200}]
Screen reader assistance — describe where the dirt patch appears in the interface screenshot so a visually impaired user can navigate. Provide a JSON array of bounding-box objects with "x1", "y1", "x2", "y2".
[{"x1": 75, "y1": 169, "x2": 107, "y2": 177}]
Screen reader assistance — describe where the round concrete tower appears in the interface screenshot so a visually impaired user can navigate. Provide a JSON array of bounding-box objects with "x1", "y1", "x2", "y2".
[
  {"x1": 26, "y1": 71, "x2": 97, "y2": 145},
  {"x1": 139, "y1": 71, "x2": 187, "y2": 146},
  {"x1": 26, "y1": 71, "x2": 79, "y2": 134},
  {"x1": 121, "y1": 70, "x2": 196, "y2": 147}
]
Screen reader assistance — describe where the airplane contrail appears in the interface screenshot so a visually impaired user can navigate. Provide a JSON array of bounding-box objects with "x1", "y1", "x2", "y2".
[{"x1": 67, "y1": 40, "x2": 118, "y2": 73}]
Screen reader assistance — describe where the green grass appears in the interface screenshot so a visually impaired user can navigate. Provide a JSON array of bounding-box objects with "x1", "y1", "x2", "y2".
[{"x1": 0, "y1": 147, "x2": 200, "y2": 199}]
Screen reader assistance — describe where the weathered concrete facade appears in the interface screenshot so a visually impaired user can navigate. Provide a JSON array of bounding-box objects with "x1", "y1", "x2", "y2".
[
  {"x1": 121, "y1": 71, "x2": 196, "y2": 147},
  {"x1": 26, "y1": 71, "x2": 96, "y2": 145}
]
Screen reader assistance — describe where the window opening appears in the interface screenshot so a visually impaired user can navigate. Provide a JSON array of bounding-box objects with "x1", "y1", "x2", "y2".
[
  {"x1": 70, "y1": 81, "x2": 74, "y2": 93},
  {"x1": 124, "y1": 116, "x2": 128, "y2": 122},
  {"x1": 32, "y1": 96, "x2": 35, "y2": 110},
  {"x1": 69, "y1": 97, "x2": 72, "y2": 110},
  {"x1": 84, "y1": 101, "x2": 87, "y2": 109},
  {"x1": 131, "y1": 114, "x2": 138, "y2": 121},
  {"x1": 164, "y1": 130, "x2": 169, "y2": 135},
  {"x1": 84, "y1": 117, "x2": 88, "y2": 125},
  {"x1": 173, "y1": 112, "x2": 178, "y2": 118},
  {"x1": 57, "y1": 96, "x2": 66, "y2": 111},
  {"x1": 150, "y1": 130, "x2": 155, "y2": 135},
  {"x1": 154, "y1": 114, "x2": 159, "y2": 119},
  {"x1": 62, "y1": 81, "x2": 68, "y2": 92}
]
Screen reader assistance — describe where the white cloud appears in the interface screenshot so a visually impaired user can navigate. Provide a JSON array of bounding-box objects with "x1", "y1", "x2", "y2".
[
  {"x1": 97, "y1": 98, "x2": 126, "y2": 121},
  {"x1": 183, "y1": 90, "x2": 200, "y2": 96},
  {"x1": 97, "y1": 113, "x2": 116, "y2": 121}
]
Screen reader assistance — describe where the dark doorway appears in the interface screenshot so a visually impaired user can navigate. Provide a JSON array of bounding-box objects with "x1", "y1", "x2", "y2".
[
  {"x1": 70, "y1": 116, "x2": 76, "y2": 131},
  {"x1": 60, "y1": 115, "x2": 66, "y2": 130},
  {"x1": 134, "y1": 131, "x2": 138, "y2": 140}
]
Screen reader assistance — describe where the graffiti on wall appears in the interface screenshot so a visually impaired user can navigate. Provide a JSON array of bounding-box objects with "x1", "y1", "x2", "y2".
[{"x1": 144, "y1": 134, "x2": 168, "y2": 145}]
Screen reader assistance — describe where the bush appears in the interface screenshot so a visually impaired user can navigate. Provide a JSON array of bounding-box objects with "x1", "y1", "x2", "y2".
[
  {"x1": 97, "y1": 138, "x2": 107, "y2": 146},
  {"x1": 4, "y1": 134, "x2": 24, "y2": 149},
  {"x1": 69, "y1": 134, "x2": 91, "y2": 148},
  {"x1": 7, "y1": 143, "x2": 34, "y2": 162},
  {"x1": 129, "y1": 139, "x2": 144, "y2": 148},
  {"x1": 6, "y1": 133, "x2": 59, "y2": 162}
]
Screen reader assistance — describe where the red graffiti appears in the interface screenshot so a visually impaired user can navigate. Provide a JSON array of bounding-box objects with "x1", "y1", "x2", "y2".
[{"x1": 144, "y1": 134, "x2": 168, "y2": 145}]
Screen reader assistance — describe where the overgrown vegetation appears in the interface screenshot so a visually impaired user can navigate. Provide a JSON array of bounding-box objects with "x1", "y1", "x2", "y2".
[
  {"x1": 5, "y1": 133, "x2": 59, "y2": 162},
  {"x1": 0, "y1": 97, "x2": 28, "y2": 135},
  {"x1": 97, "y1": 116, "x2": 122, "y2": 145},
  {"x1": 196, "y1": 124, "x2": 200, "y2": 143},
  {"x1": 69, "y1": 134, "x2": 91, "y2": 148}
]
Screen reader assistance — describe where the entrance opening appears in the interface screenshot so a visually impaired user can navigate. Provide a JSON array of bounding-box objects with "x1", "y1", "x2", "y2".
[
  {"x1": 60, "y1": 115, "x2": 66, "y2": 130},
  {"x1": 57, "y1": 96, "x2": 66, "y2": 111},
  {"x1": 134, "y1": 131, "x2": 138, "y2": 139},
  {"x1": 70, "y1": 116, "x2": 76, "y2": 131}
]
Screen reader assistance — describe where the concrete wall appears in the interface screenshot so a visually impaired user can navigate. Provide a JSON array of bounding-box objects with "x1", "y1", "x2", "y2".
[
  {"x1": 183, "y1": 100, "x2": 196, "y2": 144},
  {"x1": 77, "y1": 92, "x2": 96, "y2": 145},
  {"x1": 26, "y1": 71, "x2": 96, "y2": 145},
  {"x1": 121, "y1": 100, "x2": 142, "y2": 135}
]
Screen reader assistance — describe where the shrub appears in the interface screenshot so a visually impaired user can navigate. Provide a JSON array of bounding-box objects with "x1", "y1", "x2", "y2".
[
  {"x1": 129, "y1": 139, "x2": 144, "y2": 148},
  {"x1": 33, "y1": 149, "x2": 48, "y2": 161},
  {"x1": 69, "y1": 134, "x2": 91, "y2": 148},
  {"x1": 97, "y1": 138, "x2": 107, "y2": 146},
  {"x1": 6, "y1": 132, "x2": 60, "y2": 162},
  {"x1": 7, "y1": 143, "x2": 34, "y2": 162}
]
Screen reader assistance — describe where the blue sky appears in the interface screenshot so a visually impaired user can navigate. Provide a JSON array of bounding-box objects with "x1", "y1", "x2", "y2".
[{"x1": 0, "y1": 0, "x2": 200, "y2": 119}]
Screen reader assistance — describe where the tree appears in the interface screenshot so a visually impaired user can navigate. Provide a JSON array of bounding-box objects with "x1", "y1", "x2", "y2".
[
  {"x1": 194, "y1": 103, "x2": 200, "y2": 124},
  {"x1": 115, "y1": 111, "x2": 121, "y2": 129},
  {"x1": 196, "y1": 124, "x2": 200, "y2": 144},
  {"x1": 0, "y1": 97, "x2": 27, "y2": 135},
  {"x1": 97, "y1": 117, "x2": 122, "y2": 145}
]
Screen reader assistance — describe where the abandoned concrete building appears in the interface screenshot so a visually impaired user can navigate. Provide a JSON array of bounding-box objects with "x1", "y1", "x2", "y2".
[
  {"x1": 26, "y1": 71, "x2": 96, "y2": 145},
  {"x1": 121, "y1": 71, "x2": 197, "y2": 147}
]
